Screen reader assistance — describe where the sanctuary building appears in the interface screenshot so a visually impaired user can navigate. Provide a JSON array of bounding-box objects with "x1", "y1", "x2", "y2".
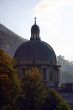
[{"x1": 14, "y1": 19, "x2": 60, "y2": 88}]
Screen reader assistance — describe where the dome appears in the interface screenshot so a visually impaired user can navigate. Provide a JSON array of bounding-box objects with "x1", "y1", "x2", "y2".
[
  {"x1": 14, "y1": 19, "x2": 57, "y2": 66},
  {"x1": 14, "y1": 40, "x2": 57, "y2": 65}
]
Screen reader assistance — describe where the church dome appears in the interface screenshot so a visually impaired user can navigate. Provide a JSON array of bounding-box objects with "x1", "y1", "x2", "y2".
[
  {"x1": 14, "y1": 18, "x2": 57, "y2": 66},
  {"x1": 14, "y1": 40, "x2": 57, "y2": 65}
]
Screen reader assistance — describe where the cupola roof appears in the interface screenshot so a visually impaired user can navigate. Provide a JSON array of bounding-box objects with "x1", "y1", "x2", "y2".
[{"x1": 30, "y1": 17, "x2": 40, "y2": 40}]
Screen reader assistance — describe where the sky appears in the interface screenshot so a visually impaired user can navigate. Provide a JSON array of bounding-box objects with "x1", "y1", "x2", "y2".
[{"x1": 0, "y1": 0, "x2": 73, "y2": 61}]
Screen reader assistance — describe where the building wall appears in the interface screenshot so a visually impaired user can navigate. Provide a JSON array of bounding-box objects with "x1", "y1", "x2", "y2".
[{"x1": 15, "y1": 65, "x2": 58, "y2": 87}]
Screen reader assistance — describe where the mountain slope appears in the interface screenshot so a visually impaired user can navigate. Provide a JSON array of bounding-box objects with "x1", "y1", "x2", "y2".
[{"x1": 0, "y1": 24, "x2": 27, "y2": 57}]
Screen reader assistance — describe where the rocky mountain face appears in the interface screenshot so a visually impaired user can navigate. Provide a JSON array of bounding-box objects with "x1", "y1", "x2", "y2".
[
  {"x1": 57, "y1": 55, "x2": 73, "y2": 83},
  {"x1": 0, "y1": 24, "x2": 26, "y2": 57}
]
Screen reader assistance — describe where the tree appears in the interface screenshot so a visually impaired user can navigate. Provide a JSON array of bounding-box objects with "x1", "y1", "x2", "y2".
[
  {"x1": 0, "y1": 50, "x2": 21, "y2": 110},
  {"x1": 17, "y1": 67, "x2": 48, "y2": 110},
  {"x1": 19, "y1": 67, "x2": 72, "y2": 110},
  {"x1": 41, "y1": 89, "x2": 72, "y2": 110}
]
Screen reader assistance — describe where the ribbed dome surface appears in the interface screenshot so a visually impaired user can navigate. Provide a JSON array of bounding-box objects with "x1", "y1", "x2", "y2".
[{"x1": 14, "y1": 40, "x2": 57, "y2": 65}]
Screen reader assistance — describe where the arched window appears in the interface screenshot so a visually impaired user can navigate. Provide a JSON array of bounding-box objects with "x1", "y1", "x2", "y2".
[
  {"x1": 21, "y1": 68, "x2": 25, "y2": 79},
  {"x1": 22, "y1": 68, "x2": 25, "y2": 75},
  {"x1": 49, "y1": 71, "x2": 53, "y2": 81},
  {"x1": 43, "y1": 68, "x2": 47, "y2": 80}
]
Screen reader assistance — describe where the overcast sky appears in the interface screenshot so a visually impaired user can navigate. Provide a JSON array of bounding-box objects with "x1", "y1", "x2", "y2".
[{"x1": 0, "y1": 0, "x2": 73, "y2": 61}]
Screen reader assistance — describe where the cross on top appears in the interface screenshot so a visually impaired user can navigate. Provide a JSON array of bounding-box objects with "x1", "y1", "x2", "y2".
[{"x1": 34, "y1": 17, "x2": 36, "y2": 24}]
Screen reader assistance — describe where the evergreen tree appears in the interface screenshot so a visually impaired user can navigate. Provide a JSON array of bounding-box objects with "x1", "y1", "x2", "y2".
[
  {"x1": 18, "y1": 67, "x2": 48, "y2": 110},
  {"x1": 17, "y1": 67, "x2": 72, "y2": 110},
  {"x1": 41, "y1": 89, "x2": 72, "y2": 110},
  {"x1": 0, "y1": 50, "x2": 21, "y2": 110}
]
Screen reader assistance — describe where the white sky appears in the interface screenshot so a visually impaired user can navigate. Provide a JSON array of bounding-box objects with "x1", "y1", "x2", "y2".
[{"x1": 0, "y1": 0, "x2": 73, "y2": 61}]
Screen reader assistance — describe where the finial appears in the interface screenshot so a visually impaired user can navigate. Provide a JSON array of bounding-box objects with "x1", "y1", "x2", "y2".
[{"x1": 34, "y1": 17, "x2": 36, "y2": 25}]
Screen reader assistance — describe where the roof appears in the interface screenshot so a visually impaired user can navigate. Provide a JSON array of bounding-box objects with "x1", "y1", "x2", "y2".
[{"x1": 14, "y1": 39, "x2": 57, "y2": 66}]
